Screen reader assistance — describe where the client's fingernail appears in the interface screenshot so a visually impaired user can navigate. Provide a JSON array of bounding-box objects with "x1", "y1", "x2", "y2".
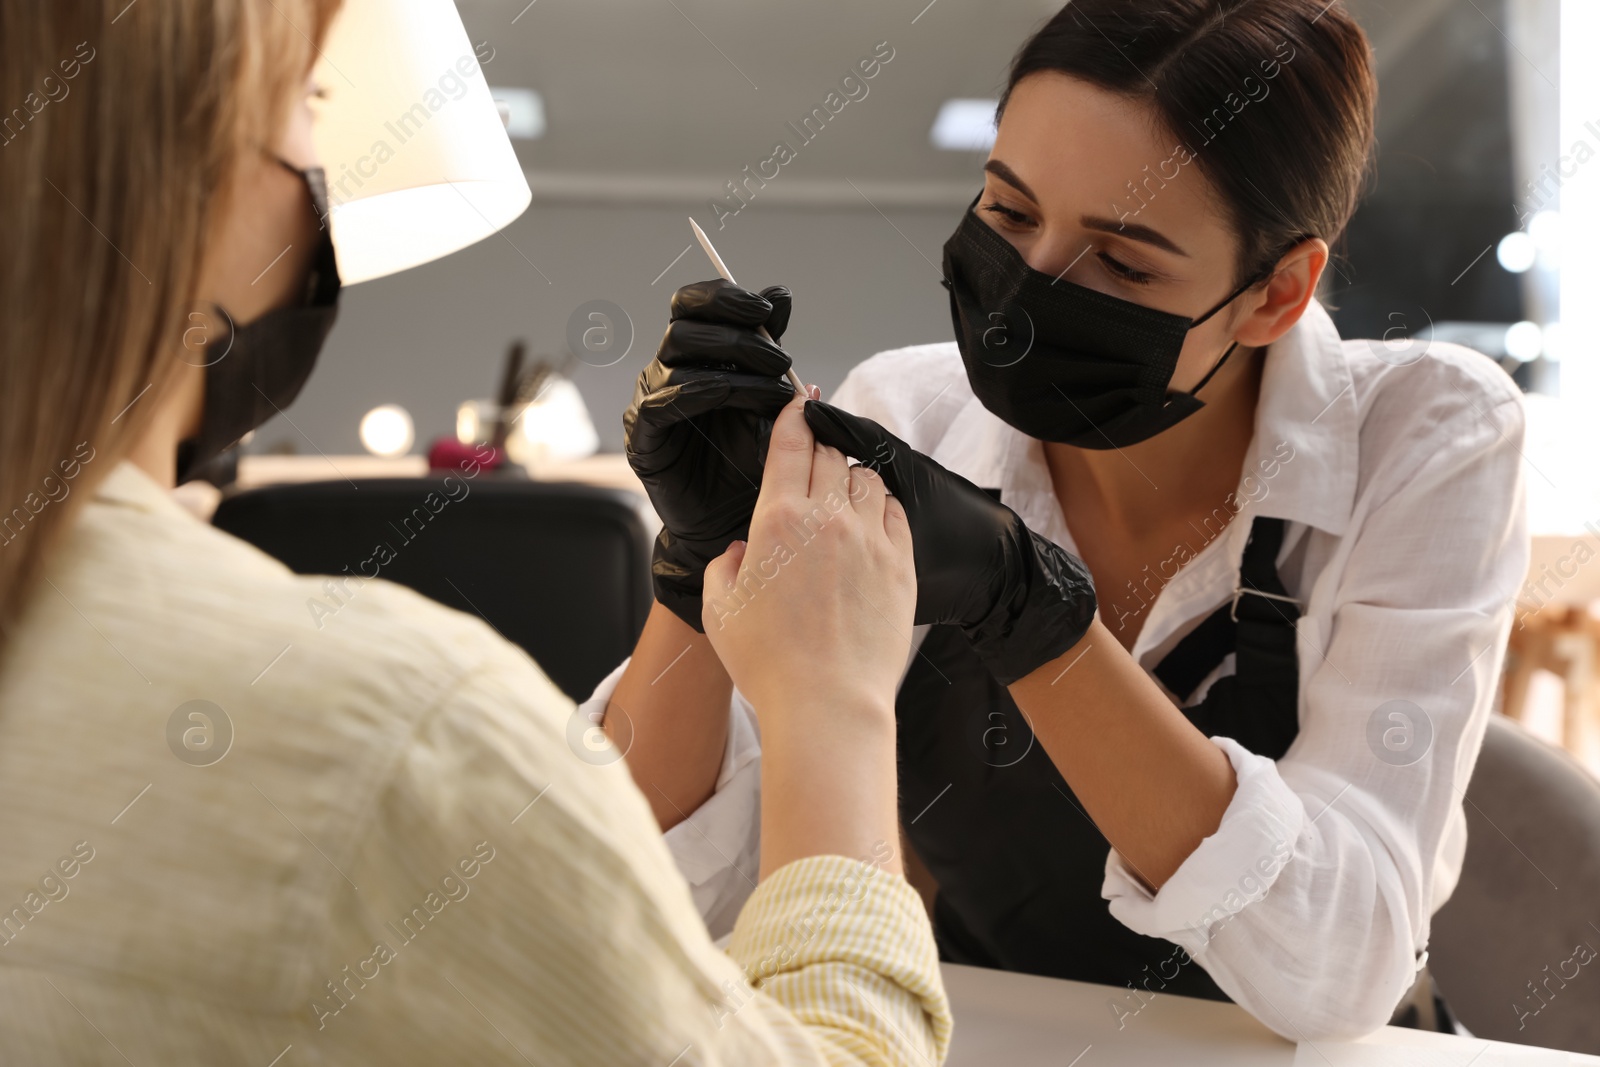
[{"x1": 809, "y1": 384, "x2": 821, "y2": 400}]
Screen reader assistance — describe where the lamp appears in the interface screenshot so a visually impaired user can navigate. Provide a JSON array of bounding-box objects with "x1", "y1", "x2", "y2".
[{"x1": 310, "y1": 0, "x2": 532, "y2": 284}]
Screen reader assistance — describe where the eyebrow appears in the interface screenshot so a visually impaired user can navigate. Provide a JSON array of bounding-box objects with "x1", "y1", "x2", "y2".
[
  {"x1": 983, "y1": 159, "x2": 1039, "y2": 204},
  {"x1": 1081, "y1": 215, "x2": 1189, "y2": 257},
  {"x1": 983, "y1": 158, "x2": 1191, "y2": 258}
]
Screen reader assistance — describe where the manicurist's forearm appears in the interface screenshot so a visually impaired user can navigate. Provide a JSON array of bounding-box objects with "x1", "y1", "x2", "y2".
[
  {"x1": 610, "y1": 601, "x2": 734, "y2": 830},
  {"x1": 1010, "y1": 616, "x2": 1237, "y2": 889}
]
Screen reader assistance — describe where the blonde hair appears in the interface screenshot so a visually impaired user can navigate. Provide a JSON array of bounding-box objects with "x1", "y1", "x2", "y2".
[{"x1": 0, "y1": 0, "x2": 343, "y2": 640}]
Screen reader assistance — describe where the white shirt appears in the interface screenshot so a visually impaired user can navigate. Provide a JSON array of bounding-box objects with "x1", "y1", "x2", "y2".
[
  {"x1": 582, "y1": 298, "x2": 1529, "y2": 1042},
  {"x1": 0, "y1": 461, "x2": 950, "y2": 1065}
]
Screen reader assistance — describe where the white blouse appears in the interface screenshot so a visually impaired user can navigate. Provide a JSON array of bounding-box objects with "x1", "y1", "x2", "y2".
[{"x1": 582, "y1": 298, "x2": 1530, "y2": 1041}]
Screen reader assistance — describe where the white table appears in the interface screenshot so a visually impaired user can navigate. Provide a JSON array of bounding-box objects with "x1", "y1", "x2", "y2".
[{"x1": 940, "y1": 963, "x2": 1598, "y2": 1066}]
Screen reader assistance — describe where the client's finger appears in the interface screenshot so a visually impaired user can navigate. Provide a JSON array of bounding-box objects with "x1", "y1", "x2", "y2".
[
  {"x1": 700, "y1": 539, "x2": 748, "y2": 633},
  {"x1": 803, "y1": 399, "x2": 910, "y2": 497},
  {"x1": 883, "y1": 495, "x2": 912, "y2": 550},
  {"x1": 760, "y1": 393, "x2": 816, "y2": 501},
  {"x1": 809, "y1": 440, "x2": 850, "y2": 502},
  {"x1": 848, "y1": 464, "x2": 888, "y2": 527}
]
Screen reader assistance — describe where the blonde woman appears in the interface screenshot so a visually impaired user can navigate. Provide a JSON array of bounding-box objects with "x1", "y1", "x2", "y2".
[{"x1": 0, "y1": 3, "x2": 948, "y2": 1063}]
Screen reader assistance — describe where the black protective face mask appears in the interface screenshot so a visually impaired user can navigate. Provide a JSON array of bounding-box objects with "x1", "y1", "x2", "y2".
[
  {"x1": 942, "y1": 198, "x2": 1267, "y2": 449},
  {"x1": 176, "y1": 161, "x2": 342, "y2": 484}
]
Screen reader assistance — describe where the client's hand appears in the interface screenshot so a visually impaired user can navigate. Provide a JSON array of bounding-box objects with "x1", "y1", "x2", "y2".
[
  {"x1": 804, "y1": 399, "x2": 1097, "y2": 687},
  {"x1": 701, "y1": 392, "x2": 914, "y2": 877}
]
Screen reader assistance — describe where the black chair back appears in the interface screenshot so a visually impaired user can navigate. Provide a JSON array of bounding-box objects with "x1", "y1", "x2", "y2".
[{"x1": 213, "y1": 476, "x2": 652, "y2": 702}]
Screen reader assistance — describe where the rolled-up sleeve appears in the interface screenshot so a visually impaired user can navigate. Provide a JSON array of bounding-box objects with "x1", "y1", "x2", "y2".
[{"x1": 1103, "y1": 389, "x2": 1528, "y2": 1041}]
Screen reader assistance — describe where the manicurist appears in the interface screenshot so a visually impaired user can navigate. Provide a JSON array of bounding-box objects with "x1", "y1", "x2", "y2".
[{"x1": 606, "y1": 0, "x2": 1526, "y2": 1041}]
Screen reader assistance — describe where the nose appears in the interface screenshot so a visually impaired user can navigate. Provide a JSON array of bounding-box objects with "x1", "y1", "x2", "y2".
[
  {"x1": 986, "y1": 218, "x2": 1085, "y2": 282},
  {"x1": 1021, "y1": 234, "x2": 1087, "y2": 282}
]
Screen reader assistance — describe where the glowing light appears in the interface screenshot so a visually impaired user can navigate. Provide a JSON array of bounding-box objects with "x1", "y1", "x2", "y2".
[
  {"x1": 931, "y1": 98, "x2": 998, "y2": 151},
  {"x1": 359, "y1": 404, "x2": 415, "y2": 457},
  {"x1": 1497, "y1": 231, "x2": 1537, "y2": 274},
  {"x1": 1504, "y1": 321, "x2": 1545, "y2": 362}
]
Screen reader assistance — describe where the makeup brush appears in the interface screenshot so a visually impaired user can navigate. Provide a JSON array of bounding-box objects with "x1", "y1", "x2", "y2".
[{"x1": 490, "y1": 340, "x2": 526, "y2": 453}]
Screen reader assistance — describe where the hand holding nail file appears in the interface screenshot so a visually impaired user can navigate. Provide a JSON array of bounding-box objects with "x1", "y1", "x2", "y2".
[
  {"x1": 689, "y1": 218, "x2": 807, "y2": 395},
  {"x1": 621, "y1": 230, "x2": 799, "y2": 632}
]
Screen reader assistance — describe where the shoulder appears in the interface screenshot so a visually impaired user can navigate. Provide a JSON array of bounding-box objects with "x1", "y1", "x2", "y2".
[
  {"x1": 1345, "y1": 336, "x2": 1523, "y2": 428},
  {"x1": 0, "y1": 483, "x2": 577, "y2": 1003},
  {"x1": 69, "y1": 478, "x2": 564, "y2": 776},
  {"x1": 1342, "y1": 337, "x2": 1525, "y2": 495},
  {"x1": 828, "y1": 341, "x2": 972, "y2": 454},
  {"x1": 67, "y1": 481, "x2": 566, "y2": 788}
]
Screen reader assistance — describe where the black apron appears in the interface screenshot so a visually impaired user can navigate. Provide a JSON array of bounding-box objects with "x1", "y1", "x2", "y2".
[{"x1": 896, "y1": 514, "x2": 1454, "y2": 1028}]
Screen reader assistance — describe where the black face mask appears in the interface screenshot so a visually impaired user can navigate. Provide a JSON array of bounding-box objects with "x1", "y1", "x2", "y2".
[
  {"x1": 175, "y1": 161, "x2": 342, "y2": 484},
  {"x1": 942, "y1": 198, "x2": 1267, "y2": 449}
]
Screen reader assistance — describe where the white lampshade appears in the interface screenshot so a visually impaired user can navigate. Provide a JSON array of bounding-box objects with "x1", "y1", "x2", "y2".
[
  {"x1": 312, "y1": 0, "x2": 532, "y2": 284},
  {"x1": 517, "y1": 377, "x2": 600, "y2": 464}
]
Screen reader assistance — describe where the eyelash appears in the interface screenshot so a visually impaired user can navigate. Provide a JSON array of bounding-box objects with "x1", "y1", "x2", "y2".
[{"x1": 981, "y1": 200, "x2": 1156, "y2": 287}]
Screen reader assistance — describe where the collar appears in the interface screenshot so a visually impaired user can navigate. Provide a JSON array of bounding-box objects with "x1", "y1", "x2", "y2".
[
  {"x1": 93, "y1": 460, "x2": 195, "y2": 520},
  {"x1": 929, "y1": 297, "x2": 1360, "y2": 541},
  {"x1": 1242, "y1": 298, "x2": 1358, "y2": 538}
]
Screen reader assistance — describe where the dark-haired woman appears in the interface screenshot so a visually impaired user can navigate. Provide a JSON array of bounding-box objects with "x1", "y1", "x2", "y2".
[{"x1": 607, "y1": 0, "x2": 1526, "y2": 1042}]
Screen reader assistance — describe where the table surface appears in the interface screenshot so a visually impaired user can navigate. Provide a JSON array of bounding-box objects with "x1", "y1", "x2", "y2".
[{"x1": 940, "y1": 963, "x2": 1596, "y2": 1066}]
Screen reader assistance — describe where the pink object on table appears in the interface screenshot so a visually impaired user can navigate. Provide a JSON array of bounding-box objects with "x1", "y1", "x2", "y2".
[{"x1": 427, "y1": 437, "x2": 505, "y2": 473}]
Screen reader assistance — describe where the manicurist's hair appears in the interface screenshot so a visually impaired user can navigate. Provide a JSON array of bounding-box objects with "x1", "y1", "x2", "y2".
[
  {"x1": 0, "y1": 0, "x2": 342, "y2": 643},
  {"x1": 1002, "y1": 0, "x2": 1377, "y2": 284}
]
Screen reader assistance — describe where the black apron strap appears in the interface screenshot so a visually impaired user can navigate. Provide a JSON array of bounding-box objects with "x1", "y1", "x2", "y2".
[
  {"x1": 1151, "y1": 603, "x2": 1234, "y2": 704},
  {"x1": 1162, "y1": 516, "x2": 1303, "y2": 761}
]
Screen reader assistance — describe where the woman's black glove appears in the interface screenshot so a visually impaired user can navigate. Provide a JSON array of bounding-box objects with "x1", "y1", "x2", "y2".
[
  {"x1": 803, "y1": 399, "x2": 1097, "y2": 686},
  {"x1": 623, "y1": 279, "x2": 795, "y2": 631}
]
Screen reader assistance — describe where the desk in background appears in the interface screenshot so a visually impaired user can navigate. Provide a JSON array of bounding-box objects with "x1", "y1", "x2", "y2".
[{"x1": 173, "y1": 452, "x2": 650, "y2": 522}]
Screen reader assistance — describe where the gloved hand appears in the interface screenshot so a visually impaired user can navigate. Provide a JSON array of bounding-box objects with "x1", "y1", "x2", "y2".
[
  {"x1": 624, "y1": 279, "x2": 796, "y2": 631},
  {"x1": 803, "y1": 399, "x2": 1097, "y2": 686}
]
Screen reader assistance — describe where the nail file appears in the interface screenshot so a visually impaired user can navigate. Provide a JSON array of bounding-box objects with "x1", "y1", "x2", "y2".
[{"x1": 689, "y1": 218, "x2": 806, "y2": 394}]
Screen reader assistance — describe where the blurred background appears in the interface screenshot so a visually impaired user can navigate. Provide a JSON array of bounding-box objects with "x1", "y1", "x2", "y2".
[
  {"x1": 228, "y1": 0, "x2": 1600, "y2": 768},
  {"x1": 254, "y1": 0, "x2": 1559, "y2": 457}
]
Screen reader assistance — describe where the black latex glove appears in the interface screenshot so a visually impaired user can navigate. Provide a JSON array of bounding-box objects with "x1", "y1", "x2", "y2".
[
  {"x1": 803, "y1": 399, "x2": 1097, "y2": 686},
  {"x1": 623, "y1": 279, "x2": 796, "y2": 631}
]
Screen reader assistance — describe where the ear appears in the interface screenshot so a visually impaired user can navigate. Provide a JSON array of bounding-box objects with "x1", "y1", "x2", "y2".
[{"x1": 1233, "y1": 237, "x2": 1328, "y2": 349}]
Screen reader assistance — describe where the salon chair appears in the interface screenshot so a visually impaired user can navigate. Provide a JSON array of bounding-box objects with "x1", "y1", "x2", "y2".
[
  {"x1": 212, "y1": 476, "x2": 654, "y2": 702},
  {"x1": 1429, "y1": 714, "x2": 1600, "y2": 1054}
]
